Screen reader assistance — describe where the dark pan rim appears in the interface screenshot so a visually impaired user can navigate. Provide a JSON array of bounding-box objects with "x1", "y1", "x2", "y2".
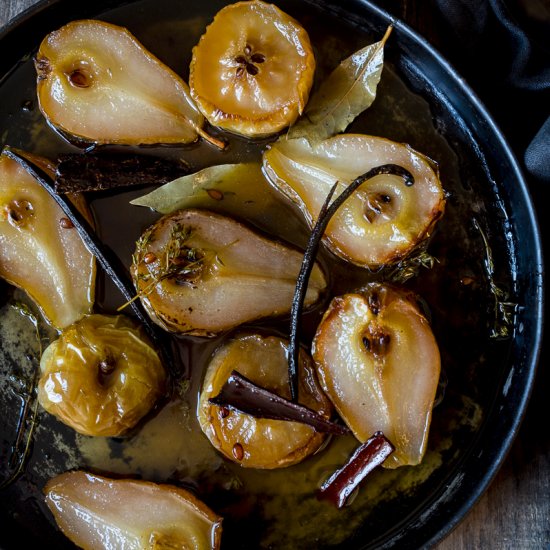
[{"x1": 0, "y1": 0, "x2": 544, "y2": 548}]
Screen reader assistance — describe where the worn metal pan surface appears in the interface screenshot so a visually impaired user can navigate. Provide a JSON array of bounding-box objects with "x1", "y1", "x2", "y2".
[{"x1": 0, "y1": 0, "x2": 543, "y2": 548}]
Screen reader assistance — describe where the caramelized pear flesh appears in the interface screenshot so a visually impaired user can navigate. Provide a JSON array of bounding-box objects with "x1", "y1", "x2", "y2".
[
  {"x1": 312, "y1": 283, "x2": 441, "y2": 468},
  {"x1": 36, "y1": 20, "x2": 204, "y2": 146},
  {"x1": 45, "y1": 471, "x2": 222, "y2": 550},
  {"x1": 38, "y1": 314, "x2": 166, "y2": 437},
  {"x1": 199, "y1": 334, "x2": 332, "y2": 468},
  {"x1": 263, "y1": 135, "x2": 445, "y2": 268},
  {"x1": 189, "y1": 0, "x2": 315, "y2": 137},
  {"x1": 0, "y1": 152, "x2": 94, "y2": 329},
  {"x1": 131, "y1": 209, "x2": 327, "y2": 336}
]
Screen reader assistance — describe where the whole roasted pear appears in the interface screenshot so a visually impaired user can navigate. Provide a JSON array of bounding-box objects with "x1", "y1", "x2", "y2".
[{"x1": 38, "y1": 314, "x2": 166, "y2": 437}]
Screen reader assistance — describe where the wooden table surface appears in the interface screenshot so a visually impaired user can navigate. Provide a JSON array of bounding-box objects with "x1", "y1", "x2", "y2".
[{"x1": 1, "y1": 0, "x2": 548, "y2": 548}]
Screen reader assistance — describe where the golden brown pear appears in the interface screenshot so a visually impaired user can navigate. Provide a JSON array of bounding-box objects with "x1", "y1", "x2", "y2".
[
  {"x1": 263, "y1": 135, "x2": 445, "y2": 268},
  {"x1": 36, "y1": 19, "x2": 210, "y2": 146},
  {"x1": 199, "y1": 334, "x2": 332, "y2": 468},
  {"x1": 189, "y1": 1, "x2": 315, "y2": 137},
  {"x1": 38, "y1": 314, "x2": 166, "y2": 437},
  {"x1": 131, "y1": 209, "x2": 327, "y2": 336},
  {"x1": 0, "y1": 152, "x2": 94, "y2": 329},
  {"x1": 312, "y1": 283, "x2": 441, "y2": 468},
  {"x1": 45, "y1": 471, "x2": 222, "y2": 550}
]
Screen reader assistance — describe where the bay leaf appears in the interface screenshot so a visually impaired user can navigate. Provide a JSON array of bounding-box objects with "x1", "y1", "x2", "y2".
[
  {"x1": 130, "y1": 164, "x2": 243, "y2": 213},
  {"x1": 130, "y1": 163, "x2": 295, "y2": 239},
  {"x1": 288, "y1": 26, "x2": 392, "y2": 142}
]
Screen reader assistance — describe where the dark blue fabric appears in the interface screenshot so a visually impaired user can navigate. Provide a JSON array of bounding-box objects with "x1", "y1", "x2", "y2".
[
  {"x1": 434, "y1": 0, "x2": 550, "y2": 182},
  {"x1": 526, "y1": 117, "x2": 550, "y2": 180}
]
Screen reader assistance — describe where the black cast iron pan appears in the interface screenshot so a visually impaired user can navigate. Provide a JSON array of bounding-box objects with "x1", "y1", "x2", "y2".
[{"x1": 0, "y1": 0, "x2": 543, "y2": 548}]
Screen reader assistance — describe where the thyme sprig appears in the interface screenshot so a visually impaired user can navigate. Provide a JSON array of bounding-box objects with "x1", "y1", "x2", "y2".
[
  {"x1": 473, "y1": 218, "x2": 516, "y2": 339},
  {"x1": 120, "y1": 223, "x2": 204, "y2": 311},
  {"x1": 386, "y1": 247, "x2": 438, "y2": 284}
]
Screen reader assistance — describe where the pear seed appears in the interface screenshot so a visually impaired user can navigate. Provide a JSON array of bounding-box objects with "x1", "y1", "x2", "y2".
[
  {"x1": 59, "y1": 217, "x2": 74, "y2": 229},
  {"x1": 232, "y1": 443, "x2": 244, "y2": 460},
  {"x1": 68, "y1": 69, "x2": 91, "y2": 88},
  {"x1": 246, "y1": 63, "x2": 259, "y2": 76},
  {"x1": 251, "y1": 53, "x2": 265, "y2": 63}
]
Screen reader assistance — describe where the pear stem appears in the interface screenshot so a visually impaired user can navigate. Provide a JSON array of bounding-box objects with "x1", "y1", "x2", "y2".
[
  {"x1": 197, "y1": 126, "x2": 227, "y2": 150},
  {"x1": 186, "y1": 117, "x2": 227, "y2": 149}
]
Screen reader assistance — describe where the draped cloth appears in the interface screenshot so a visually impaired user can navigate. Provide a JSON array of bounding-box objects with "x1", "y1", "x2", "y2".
[{"x1": 434, "y1": 0, "x2": 550, "y2": 182}]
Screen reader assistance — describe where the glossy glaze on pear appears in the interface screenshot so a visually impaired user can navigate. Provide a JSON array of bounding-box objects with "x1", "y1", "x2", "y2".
[
  {"x1": 0, "y1": 152, "x2": 94, "y2": 329},
  {"x1": 131, "y1": 209, "x2": 327, "y2": 336},
  {"x1": 36, "y1": 20, "x2": 205, "y2": 146},
  {"x1": 45, "y1": 471, "x2": 222, "y2": 550},
  {"x1": 263, "y1": 135, "x2": 445, "y2": 268},
  {"x1": 189, "y1": 0, "x2": 315, "y2": 137},
  {"x1": 199, "y1": 334, "x2": 332, "y2": 468},
  {"x1": 38, "y1": 314, "x2": 166, "y2": 437},
  {"x1": 312, "y1": 283, "x2": 441, "y2": 468}
]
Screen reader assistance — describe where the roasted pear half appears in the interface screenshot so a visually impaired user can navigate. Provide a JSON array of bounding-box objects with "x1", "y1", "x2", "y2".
[
  {"x1": 312, "y1": 283, "x2": 441, "y2": 468},
  {"x1": 131, "y1": 209, "x2": 327, "y2": 336},
  {"x1": 199, "y1": 334, "x2": 332, "y2": 468},
  {"x1": 38, "y1": 314, "x2": 166, "y2": 437},
  {"x1": 35, "y1": 19, "x2": 208, "y2": 147},
  {"x1": 0, "y1": 152, "x2": 94, "y2": 329},
  {"x1": 45, "y1": 471, "x2": 222, "y2": 550},
  {"x1": 189, "y1": 0, "x2": 315, "y2": 137},
  {"x1": 263, "y1": 135, "x2": 446, "y2": 268}
]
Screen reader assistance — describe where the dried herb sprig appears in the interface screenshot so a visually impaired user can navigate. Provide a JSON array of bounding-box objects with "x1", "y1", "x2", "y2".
[
  {"x1": 288, "y1": 164, "x2": 414, "y2": 401},
  {"x1": 159, "y1": 223, "x2": 202, "y2": 283},
  {"x1": 386, "y1": 248, "x2": 438, "y2": 284},
  {"x1": 121, "y1": 223, "x2": 204, "y2": 310},
  {"x1": 473, "y1": 218, "x2": 516, "y2": 339}
]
